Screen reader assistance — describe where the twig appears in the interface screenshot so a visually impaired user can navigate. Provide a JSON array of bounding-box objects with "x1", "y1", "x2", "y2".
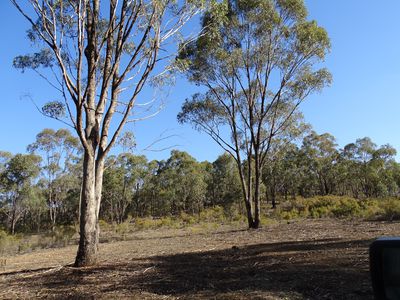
[
  {"x1": 19, "y1": 265, "x2": 64, "y2": 279},
  {"x1": 143, "y1": 266, "x2": 155, "y2": 274}
]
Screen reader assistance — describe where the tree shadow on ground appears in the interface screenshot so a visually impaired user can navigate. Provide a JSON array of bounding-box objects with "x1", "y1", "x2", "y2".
[{"x1": 3, "y1": 238, "x2": 374, "y2": 299}]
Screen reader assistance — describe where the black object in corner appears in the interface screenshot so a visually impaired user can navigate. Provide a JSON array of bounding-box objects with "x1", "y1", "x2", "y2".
[{"x1": 370, "y1": 237, "x2": 400, "y2": 300}]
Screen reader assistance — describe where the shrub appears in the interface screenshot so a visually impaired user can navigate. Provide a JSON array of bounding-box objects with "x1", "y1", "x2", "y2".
[
  {"x1": 134, "y1": 217, "x2": 156, "y2": 230},
  {"x1": 274, "y1": 196, "x2": 367, "y2": 220},
  {"x1": 99, "y1": 219, "x2": 111, "y2": 232},
  {"x1": 180, "y1": 212, "x2": 196, "y2": 225},
  {"x1": 133, "y1": 216, "x2": 180, "y2": 230},
  {"x1": 331, "y1": 198, "x2": 361, "y2": 218},
  {"x1": 279, "y1": 209, "x2": 300, "y2": 220},
  {"x1": 115, "y1": 222, "x2": 131, "y2": 237},
  {"x1": 259, "y1": 215, "x2": 277, "y2": 225},
  {"x1": 307, "y1": 197, "x2": 334, "y2": 218},
  {"x1": 199, "y1": 206, "x2": 226, "y2": 223},
  {"x1": 379, "y1": 198, "x2": 400, "y2": 220},
  {"x1": 0, "y1": 230, "x2": 19, "y2": 255},
  {"x1": 361, "y1": 201, "x2": 383, "y2": 219},
  {"x1": 46, "y1": 225, "x2": 77, "y2": 247},
  {"x1": 223, "y1": 205, "x2": 245, "y2": 222},
  {"x1": 160, "y1": 216, "x2": 179, "y2": 228}
]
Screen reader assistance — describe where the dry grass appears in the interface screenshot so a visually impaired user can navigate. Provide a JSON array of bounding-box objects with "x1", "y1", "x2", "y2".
[{"x1": 0, "y1": 219, "x2": 398, "y2": 299}]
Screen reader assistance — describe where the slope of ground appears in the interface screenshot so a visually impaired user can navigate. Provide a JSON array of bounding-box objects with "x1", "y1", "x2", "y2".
[{"x1": 0, "y1": 219, "x2": 398, "y2": 299}]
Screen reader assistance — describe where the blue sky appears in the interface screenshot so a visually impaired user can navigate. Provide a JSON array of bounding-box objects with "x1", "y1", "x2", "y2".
[{"x1": 0, "y1": 1, "x2": 400, "y2": 162}]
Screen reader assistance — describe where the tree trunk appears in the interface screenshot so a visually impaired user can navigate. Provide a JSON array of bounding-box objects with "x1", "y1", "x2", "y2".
[
  {"x1": 74, "y1": 0, "x2": 101, "y2": 267},
  {"x1": 253, "y1": 159, "x2": 261, "y2": 229},
  {"x1": 244, "y1": 200, "x2": 255, "y2": 228},
  {"x1": 75, "y1": 151, "x2": 99, "y2": 267},
  {"x1": 271, "y1": 189, "x2": 277, "y2": 209},
  {"x1": 235, "y1": 158, "x2": 255, "y2": 228},
  {"x1": 10, "y1": 200, "x2": 18, "y2": 235},
  {"x1": 10, "y1": 214, "x2": 16, "y2": 235},
  {"x1": 246, "y1": 155, "x2": 257, "y2": 229}
]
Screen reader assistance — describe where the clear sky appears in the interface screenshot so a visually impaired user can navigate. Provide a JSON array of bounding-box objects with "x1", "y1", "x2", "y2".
[{"x1": 0, "y1": 1, "x2": 399, "y2": 162}]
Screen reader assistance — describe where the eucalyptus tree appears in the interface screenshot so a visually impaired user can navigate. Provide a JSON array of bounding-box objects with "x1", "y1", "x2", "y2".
[
  {"x1": 12, "y1": 0, "x2": 205, "y2": 266},
  {"x1": 102, "y1": 153, "x2": 150, "y2": 222},
  {"x1": 342, "y1": 138, "x2": 397, "y2": 198},
  {"x1": 140, "y1": 159, "x2": 163, "y2": 216},
  {"x1": 27, "y1": 128, "x2": 80, "y2": 229},
  {"x1": 300, "y1": 131, "x2": 339, "y2": 196},
  {"x1": 209, "y1": 153, "x2": 242, "y2": 209},
  {"x1": 156, "y1": 150, "x2": 207, "y2": 215},
  {"x1": 263, "y1": 142, "x2": 301, "y2": 207},
  {"x1": 102, "y1": 156, "x2": 128, "y2": 223},
  {"x1": 0, "y1": 152, "x2": 13, "y2": 174},
  {"x1": 0, "y1": 154, "x2": 41, "y2": 234},
  {"x1": 178, "y1": 0, "x2": 331, "y2": 228}
]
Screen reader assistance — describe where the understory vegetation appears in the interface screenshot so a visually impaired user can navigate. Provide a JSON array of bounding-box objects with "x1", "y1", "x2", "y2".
[
  {"x1": 1, "y1": 196, "x2": 400, "y2": 256},
  {"x1": 1, "y1": 128, "x2": 400, "y2": 255}
]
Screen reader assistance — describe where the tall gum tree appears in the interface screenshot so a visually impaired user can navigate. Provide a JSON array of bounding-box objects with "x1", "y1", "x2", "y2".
[
  {"x1": 11, "y1": 0, "x2": 204, "y2": 266},
  {"x1": 0, "y1": 153, "x2": 42, "y2": 234},
  {"x1": 27, "y1": 128, "x2": 80, "y2": 230},
  {"x1": 177, "y1": 0, "x2": 331, "y2": 228}
]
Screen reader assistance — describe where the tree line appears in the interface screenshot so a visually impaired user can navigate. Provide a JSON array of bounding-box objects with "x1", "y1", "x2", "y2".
[{"x1": 1, "y1": 128, "x2": 399, "y2": 235}]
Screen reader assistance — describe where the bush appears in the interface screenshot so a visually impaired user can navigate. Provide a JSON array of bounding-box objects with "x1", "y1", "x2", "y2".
[
  {"x1": 134, "y1": 217, "x2": 156, "y2": 230},
  {"x1": 331, "y1": 198, "x2": 362, "y2": 218},
  {"x1": 133, "y1": 216, "x2": 180, "y2": 230},
  {"x1": 160, "y1": 216, "x2": 179, "y2": 228},
  {"x1": 180, "y1": 212, "x2": 196, "y2": 225},
  {"x1": 307, "y1": 197, "x2": 334, "y2": 218},
  {"x1": 274, "y1": 196, "x2": 365, "y2": 220},
  {"x1": 360, "y1": 200, "x2": 383, "y2": 219},
  {"x1": 379, "y1": 198, "x2": 400, "y2": 220},
  {"x1": 259, "y1": 215, "x2": 277, "y2": 225},
  {"x1": 115, "y1": 222, "x2": 131, "y2": 236},
  {"x1": 279, "y1": 209, "x2": 300, "y2": 220},
  {"x1": 99, "y1": 219, "x2": 111, "y2": 232},
  {"x1": 272, "y1": 196, "x2": 400, "y2": 221},
  {"x1": 45, "y1": 225, "x2": 77, "y2": 247},
  {"x1": 199, "y1": 206, "x2": 226, "y2": 223},
  {"x1": 0, "y1": 230, "x2": 19, "y2": 255}
]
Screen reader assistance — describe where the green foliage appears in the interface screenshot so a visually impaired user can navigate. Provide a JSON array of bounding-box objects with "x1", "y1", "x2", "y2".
[
  {"x1": 180, "y1": 212, "x2": 197, "y2": 225},
  {"x1": 207, "y1": 153, "x2": 242, "y2": 209},
  {"x1": 0, "y1": 230, "x2": 19, "y2": 254},
  {"x1": 160, "y1": 216, "x2": 178, "y2": 228},
  {"x1": 41, "y1": 102, "x2": 66, "y2": 119},
  {"x1": 115, "y1": 222, "x2": 131, "y2": 238},
  {"x1": 279, "y1": 209, "x2": 301, "y2": 220},
  {"x1": 379, "y1": 198, "x2": 400, "y2": 221},
  {"x1": 2, "y1": 126, "x2": 400, "y2": 237},
  {"x1": 274, "y1": 196, "x2": 400, "y2": 221},
  {"x1": 45, "y1": 225, "x2": 77, "y2": 247},
  {"x1": 133, "y1": 217, "x2": 179, "y2": 230},
  {"x1": 199, "y1": 206, "x2": 226, "y2": 223},
  {"x1": 141, "y1": 150, "x2": 208, "y2": 218},
  {"x1": 307, "y1": 197, "x2": 335, "y2": 218},
  {"x1": 99, "y1": 219, "x2": 111, "y2": 232},
  {"x1": 0, "y1": 225, "x2": 78, "y2": 255},
  {"x1": 331, "y1": 198, "x2": 361, "y2": 218},
  {"x1": 178, "y1": 0, "x2": 331, "y2": 228},
  {"x1": 13, "y1": 49, "x2": 54, "y2": 72},
  {"x1": 295, "y1": 20, "x2": 330, "y2": 58},
  {"x1": 134, "y1": 218, "x2": 157, "y2": 230},
  {"x1": 275, "y1": 196, "x2": 360, "y2": 219}
]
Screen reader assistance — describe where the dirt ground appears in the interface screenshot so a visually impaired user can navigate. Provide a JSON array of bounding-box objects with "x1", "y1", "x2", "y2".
[{"x1": 0, "y1": 218, "x2": 399, "y2": 299}]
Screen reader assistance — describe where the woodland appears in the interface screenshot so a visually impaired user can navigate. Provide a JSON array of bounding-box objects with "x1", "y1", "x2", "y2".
[
  {"x1": 1, "y1": 129, "x2": 400, "y2": 237},
  {"x1": 0, "y1": 0, "x2": 398, "y2": 298}
]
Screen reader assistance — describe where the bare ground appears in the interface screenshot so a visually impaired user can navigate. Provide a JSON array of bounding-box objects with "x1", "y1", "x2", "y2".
[{"x1": 0, "y1": 218, "x2": 399, "y2": 299}]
